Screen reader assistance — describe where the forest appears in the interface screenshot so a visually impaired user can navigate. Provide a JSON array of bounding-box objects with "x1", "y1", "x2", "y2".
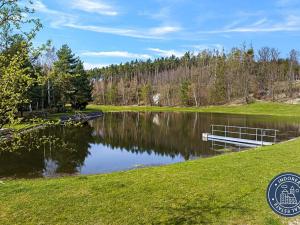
[
  {"x1": 0, "y1": 0, "x2": 91, "y2": 129},
  {"x1": 1, "y1": 0, "x2": 300, "y2": 129},
  {"x1": 89, "y1": 47, "x2": 300, "y2": 106},
  {"x1": 2, "y1": 0, "x2": 300, "y2": 224}
]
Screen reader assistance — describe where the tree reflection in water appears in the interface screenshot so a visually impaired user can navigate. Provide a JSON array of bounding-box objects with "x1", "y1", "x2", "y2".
[
  {"x1": 1, "y1": 112, "x2": 300, "y2": 178},
  {"x1": 0, "y1": 125, "x2": 95, "y2": 178}
]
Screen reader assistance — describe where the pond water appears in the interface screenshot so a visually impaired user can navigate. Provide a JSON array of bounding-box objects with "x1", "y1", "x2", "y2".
[{"x1": 1, "y1": 112, "x2": 300, "y2": 178}]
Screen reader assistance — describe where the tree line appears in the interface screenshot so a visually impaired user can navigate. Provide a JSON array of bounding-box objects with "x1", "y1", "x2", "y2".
[
  {"x1": 89, "y1": 47, "x2": 300, "y2": 106},
  {"x1": 1, "y1": 0, "x2": 300, "y2": 130},
  {"x1": 0, "y1": 0, "x2": 91, "y2": 129}
]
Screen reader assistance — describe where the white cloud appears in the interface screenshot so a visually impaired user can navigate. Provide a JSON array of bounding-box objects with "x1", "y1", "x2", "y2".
[
  {"x1": 187, "y1": 44, "x2": 224, "y2": 51},
  {"x1": 71, "y1": 0, "x2": 118, "y2": 16},
  {"x1": 139, "y1": 6, "x2": 172, "y2": 22},
  {"x1": 251, "y1": 18, "x2": 269, "y2": 26},
  {"x1": 139, "y1": 6, "x2": 182, "y2": 35},
  {"x1": 147, "y1": 48, "x2": 185, "y2": 57},
  {"x1": 66, "y1": 23, "x2": 181, "y2": 39},
  {"x1": 149, "y1": 26, "x2": 181, "y2": 35},
  {"x1": 32, "y1": 0, "x2": 181, "y2": 39},
  {"x1": 33, "y1": 0, "x2": 48, "y2": 12},
  {"x1": 83, "y1": 62, "x2": 109, "y2": 70},
  {"x1": 32, "y1": 0, "x2": 76, "y2": 27},
  {"x1": 82, "y1": 51, "x2": 151, "y2": 59},
  {"x1": 200, "y1": 15, "x2": 300, "y2": 34}
]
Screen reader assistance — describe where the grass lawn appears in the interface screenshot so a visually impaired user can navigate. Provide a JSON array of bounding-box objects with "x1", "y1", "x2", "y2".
[
  {"x1": 4, "y1": 101, "x2": 300, "y2": 131},
  {"x1": 3, "y1": 123, "x2": 39, "y2": 131},
  {"x1": 88, "y1": 101, "x2": 300, "y2": 117},
  {"x1": 1, "y1": 101, "x2": 300, "y2": 224},
  {"x1": 1, "y1": 139, "x2": 300, "y2": 224}
]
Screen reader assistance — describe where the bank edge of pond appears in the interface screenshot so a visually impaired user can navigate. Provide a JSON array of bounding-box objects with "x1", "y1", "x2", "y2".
[
  {"x1": 88, "y1": 101, "x2": 300, "y2": 118},
  {"x1": 4, "y1": 101, "x2": 300, "y2": 132},
  {"x1": 1, "y1": 136, "x2": 300, "y2": 224},
  {"x1": 0, "y1": 111, "x2": 103, "y2": 139},
  {"x1": 1, "y1": 102, "x2": 300, "y2": 224}
]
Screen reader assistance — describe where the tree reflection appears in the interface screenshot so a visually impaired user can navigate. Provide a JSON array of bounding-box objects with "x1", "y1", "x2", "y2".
[
  {"x1": 90, "y1": 112, "x2": 216, "y2": 160},
  {"x1": 0, "y1": 124, "x2": 95, "y2": 178},
  {"x1": 90, "y1": 112, "x2": 300, "y2": 160},
  {"x1": 1, "y1": 112, "x2": 300, "y2": 178}
]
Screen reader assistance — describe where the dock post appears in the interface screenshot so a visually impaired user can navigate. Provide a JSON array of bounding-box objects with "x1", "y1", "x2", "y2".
[
  {"x1": 256, "y1": 129, "x2": 258, "y2": 141},
  {"x1": 261, "y1": 129, "x2": 264, "y2": 146},
  {"x1": 239, "y1": 127, "x2": 242, "y2": 139}
]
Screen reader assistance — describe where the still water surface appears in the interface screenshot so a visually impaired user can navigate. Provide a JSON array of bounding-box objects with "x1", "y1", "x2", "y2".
[{"x1": 1, "y1": 112, "x2": 300, "y2": 178}]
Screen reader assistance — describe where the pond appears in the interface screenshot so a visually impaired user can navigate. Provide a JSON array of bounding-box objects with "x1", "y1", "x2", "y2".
[{"x1": 1, "y1": 112, "x2": 300, "y2": 178}]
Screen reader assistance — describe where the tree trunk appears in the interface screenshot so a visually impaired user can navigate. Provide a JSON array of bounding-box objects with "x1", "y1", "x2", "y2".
[{"x1": 47, "y1": 80, "x2": 51, "y2": 107}]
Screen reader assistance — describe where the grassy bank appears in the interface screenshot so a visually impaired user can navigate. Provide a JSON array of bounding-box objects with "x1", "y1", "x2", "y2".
[
  {"x1": 1, "y1": 139, "x2": 300, "y2": 224},
  {"x1": 1, "y1": 101, "x2": 300, "y2": 224},
  {"x1": 4, "y1": 101, "x2": 300, "y2": 131},
  {"x1": 88, "y1": 101, "x2": 300, "y2": 117}
]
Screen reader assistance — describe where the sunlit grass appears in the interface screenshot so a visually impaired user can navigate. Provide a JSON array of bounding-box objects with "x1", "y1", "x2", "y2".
[
  {"x1": 1, "y1": 138, "x2": 300, "y2": 224},
  {"x1": 88, "y1": 101, "x2": 300, "y2": 117},
  {"x1": 5, "y1": 101, "x2": 300, "y2": 131},
  {"x1": 1, "y1": 101, "x2": 300, "y2": 224}
]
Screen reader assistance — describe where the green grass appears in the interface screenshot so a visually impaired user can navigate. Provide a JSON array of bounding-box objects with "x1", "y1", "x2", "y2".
[
  {"x1": 88, "y1": 101, "x2": 300, "y2": 117},
  {"x1": 1, "y1": 139, "x2": 300, "y2": 224},
  {"x1": 5, "y1": 101, "x2": 300, "y2": 131},
  {"x1": 2, "y1": 101, "x2": 300, "y2": 224},
  {"x1": 3, "y1": 110, "x2": 95, "y2": 131},
  {"x1": 3, "y1": 123, "x2": 39, "y2": 131}
]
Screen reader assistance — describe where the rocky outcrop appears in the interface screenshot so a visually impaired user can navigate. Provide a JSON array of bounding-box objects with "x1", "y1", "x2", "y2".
[{"x1": 60, "y1": 111, "x2": 103, "y2": 123}]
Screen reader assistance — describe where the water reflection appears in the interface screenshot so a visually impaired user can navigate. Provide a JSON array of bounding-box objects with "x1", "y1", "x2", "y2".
[
  {"x1": 1, "y1": 112, "x2": 300, "y2": 178},
  {"x1": 0, "y1": 125, "x2": 94, "y2": 178}
]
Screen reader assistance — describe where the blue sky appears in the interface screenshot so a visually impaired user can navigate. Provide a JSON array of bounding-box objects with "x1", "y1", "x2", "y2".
[{"x1": 32, "y1": 0, "x2": 300, "y2": 69}]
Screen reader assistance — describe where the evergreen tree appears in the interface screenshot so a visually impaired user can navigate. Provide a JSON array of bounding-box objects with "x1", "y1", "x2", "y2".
[
  {"x1": 106, "y1": 83, "x2": 118, "y2": 105},
  {"x1": 52, "y1": 45, "x2": 91, "y2": 110},
  {"x1": 180, "y1": 80, "x2": 191, "y2": 106},
  {"x1": 210, "y1": 55, "x2": 227, "y2": 104},
  {"x1": 70, "y1": 61, "x2": 92, "y2": 109},
  {"x1": 52, "y1": 46, "x2": 75, "y2": 110},
  {"x1": 141, "y1": 84, "x2": 152, "y2": 105}
]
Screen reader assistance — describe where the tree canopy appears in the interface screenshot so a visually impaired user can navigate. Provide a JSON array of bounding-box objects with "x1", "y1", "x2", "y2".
[
  {"x1": 89, "y1": 47, "x2": 299, "y2": 106},
  {"x1": 0, "y1": 1, "x2": 91, "y2": 128}
]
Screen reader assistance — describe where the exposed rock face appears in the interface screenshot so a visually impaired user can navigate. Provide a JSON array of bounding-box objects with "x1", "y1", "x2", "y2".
[{"x1": 153, "y1": 94, "x2": 161, "y2": 105}]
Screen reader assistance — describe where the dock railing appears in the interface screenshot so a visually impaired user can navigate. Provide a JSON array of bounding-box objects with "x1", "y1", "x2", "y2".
[{"x1": 211, "y1": 125, "x2": 279, "y2": 145}]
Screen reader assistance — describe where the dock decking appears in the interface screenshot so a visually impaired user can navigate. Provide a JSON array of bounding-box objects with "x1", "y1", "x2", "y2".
[
  {"x1": 203, "y1": 125, "x2": 278, "y2": 147},
  {"x1": 206, "y1": 134, "x2": 273, "y2": 146}
]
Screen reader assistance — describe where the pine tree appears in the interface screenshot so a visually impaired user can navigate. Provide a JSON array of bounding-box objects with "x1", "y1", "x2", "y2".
[
  {"x1": 141, "y1": 84, "x2": 152, "y2": 105},
  {"x1": 53, "y1": 45, "x2": 91, "y2": 110},
  {"x1": 180, "y1": 80, "x2": 190, "y2": 106},
  {"x1": 70, "y1": 61, "x2": 92, "y2": 109}
]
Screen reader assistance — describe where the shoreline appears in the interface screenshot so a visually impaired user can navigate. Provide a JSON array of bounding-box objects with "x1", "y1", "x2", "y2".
[
  {"x1": 1, "y1": 136, "x2": 300, "y2": 224},
  {"x1": 0, "y1": 111, "x2": 103, "y2": 139},
  {"x1": 1, "y1": 102, "x2": 300, "y2": 224}
]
